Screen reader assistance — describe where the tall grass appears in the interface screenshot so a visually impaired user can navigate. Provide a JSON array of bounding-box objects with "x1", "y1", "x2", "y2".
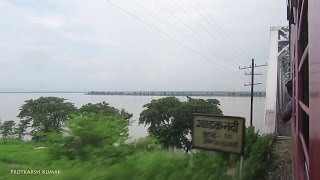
[{"x1": 0, "y1": 127, "x2": 273, "y2": 180}]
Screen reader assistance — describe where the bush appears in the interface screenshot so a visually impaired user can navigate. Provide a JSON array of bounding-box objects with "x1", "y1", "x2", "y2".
[
  {"x1": 189, "y1": 151, "x2": 232, "y2": 180},
  {"x1": 49, "y1": 113, "x2": 129, "y2": 161},
  {"x1": 241, "y1": 134, "x2": 273, "y2": 180},
  {"x1": 244, "y1": 126, "x2": 259, "y2": 157}
]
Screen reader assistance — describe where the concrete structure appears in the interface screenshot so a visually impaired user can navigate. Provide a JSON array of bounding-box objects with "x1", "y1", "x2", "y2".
[{"x1": 264, "y1": 26, "x2": 290, "y2": 135}]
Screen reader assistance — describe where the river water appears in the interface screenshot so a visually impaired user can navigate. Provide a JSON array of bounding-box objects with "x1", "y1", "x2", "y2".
[{"x1": 0, "y1": 93, "x2": 265, "y2": 139}]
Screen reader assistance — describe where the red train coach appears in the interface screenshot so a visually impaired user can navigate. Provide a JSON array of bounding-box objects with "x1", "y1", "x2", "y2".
[{"x1": 287, "y1": 0, "x2": 320, "y2": 179}]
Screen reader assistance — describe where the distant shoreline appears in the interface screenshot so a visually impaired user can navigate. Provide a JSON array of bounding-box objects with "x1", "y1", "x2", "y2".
[
  {"x1": 0, "y1": 92, "x2": 86, "y2": 93},
  {"x1": 85, "y1": 91, "x2": 266, "y2": 97},
  {"x1": 0, "y1": 91, "x2": 266, "y2": 97}
]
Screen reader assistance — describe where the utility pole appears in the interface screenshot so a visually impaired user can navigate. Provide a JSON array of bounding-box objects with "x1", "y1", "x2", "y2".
[{"x1": 239, "y1": 59, "x2": 267, "y2": 126}]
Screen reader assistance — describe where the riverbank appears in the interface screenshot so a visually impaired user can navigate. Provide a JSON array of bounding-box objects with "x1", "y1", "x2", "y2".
[
  {"x1": 0, "y1": 128, "x2": 273, "y2": 180},
  {"x1": 85, "y1": 91, "x2": 266, "y2": 97}
]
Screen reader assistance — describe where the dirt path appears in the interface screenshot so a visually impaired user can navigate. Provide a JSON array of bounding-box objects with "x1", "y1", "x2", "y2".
[{"x1": 265, "y1": 137, "x2": 292, "y2": 180}]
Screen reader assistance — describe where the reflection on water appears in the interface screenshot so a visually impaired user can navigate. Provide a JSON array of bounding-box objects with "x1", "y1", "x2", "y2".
[{"x1": 0, "y1": 93, "x2": 265, "y2": 139}]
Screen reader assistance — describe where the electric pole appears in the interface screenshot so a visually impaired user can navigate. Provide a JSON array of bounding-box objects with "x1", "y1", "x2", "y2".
[{"x1": 239, "y1": 59, "x2": 267, "y2": 126}]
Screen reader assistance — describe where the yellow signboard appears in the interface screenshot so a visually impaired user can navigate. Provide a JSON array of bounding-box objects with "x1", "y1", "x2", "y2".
[{"x1": 192, "y1": 114, "x2": 245, "y2": 154}]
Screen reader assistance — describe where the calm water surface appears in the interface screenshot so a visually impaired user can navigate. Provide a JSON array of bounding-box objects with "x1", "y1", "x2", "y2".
[{"x1": 0, "y1": 93, "x2": 265, "y2": 139}]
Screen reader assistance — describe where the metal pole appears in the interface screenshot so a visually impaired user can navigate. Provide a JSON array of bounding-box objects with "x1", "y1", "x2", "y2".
[
  {"x1": 250, "y1": 59, "x2": 254, "y2": 126},
  {"x1": 239, "y1": 155, "x2": 244, "y2": 180}
]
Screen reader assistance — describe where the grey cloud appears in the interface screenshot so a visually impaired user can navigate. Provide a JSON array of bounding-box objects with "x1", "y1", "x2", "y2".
[{"x1": 0, "y1": 0, "x2": 287, "y2": 91}]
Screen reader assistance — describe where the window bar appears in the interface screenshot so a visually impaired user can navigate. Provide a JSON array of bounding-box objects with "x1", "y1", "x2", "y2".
[
  {"x1": 299, "y1": 100, "x2": 310, "y2": 115},
  {"x1": 299, "y1": 132, "x2": 310, "y2": 171},
  {"x1": 293, "y1": 7, "x2": 297, "y2": 24},
  {"x1": 298, "y1": 44, "x2": 309, "y2": 72},
  {"x1": 297, "y1": 0, "x2": 306, "y2": 41}
]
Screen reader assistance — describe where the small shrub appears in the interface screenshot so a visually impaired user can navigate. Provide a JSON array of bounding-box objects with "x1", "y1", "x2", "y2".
[
  {"x1": 241, "y1": 134, "x2": 273, "y2": 180},
  {"x1": 49, "y1": 113, "x2": 129, "y2": 161},
  {"x1": 244, "y1": 126, "x2": 259, "y2": 157}
]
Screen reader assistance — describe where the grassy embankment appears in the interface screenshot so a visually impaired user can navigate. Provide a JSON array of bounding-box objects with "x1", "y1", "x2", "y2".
[
  {"x1": 0, "y1": 139, "x2": 231, "y2": 180},
  {"x1": 0, "y1": 127, "x2": 273, "y2": 180}
]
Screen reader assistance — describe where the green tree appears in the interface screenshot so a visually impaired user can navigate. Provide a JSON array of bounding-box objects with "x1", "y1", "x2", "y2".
[
  {"x1": 0, "y1": 120, "x2": 15, "y2": 138},
  {"x1": 139, "y1": 97, "x2": 223, "y2": 152},
  {"x1": 18, "y1": 97, "x2": 77, "y2": 140},
  {"x1": 14, "y1": 120, "x2": 30, "y2": 140},
  {"x1": 78, "y1": 101, "x2": 132, "y2": 120}
]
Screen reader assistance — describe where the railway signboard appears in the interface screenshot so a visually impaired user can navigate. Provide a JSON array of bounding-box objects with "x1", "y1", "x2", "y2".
[{"x1": 192, "y1": 114, "x2": 245, "y2": 154}]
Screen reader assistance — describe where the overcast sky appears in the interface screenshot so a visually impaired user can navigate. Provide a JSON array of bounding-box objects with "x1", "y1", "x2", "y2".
[{"x1": 0, "y1": 0, "x2": 287, "y2": 92}]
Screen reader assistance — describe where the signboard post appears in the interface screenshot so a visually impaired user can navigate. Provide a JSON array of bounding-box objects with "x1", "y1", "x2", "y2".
[
  {"x1": 192, "y1": 114, "x2": 245, "y2": 154},
  {"x1": 192, "y1": 114, "x2": 245, "y2": 179}
]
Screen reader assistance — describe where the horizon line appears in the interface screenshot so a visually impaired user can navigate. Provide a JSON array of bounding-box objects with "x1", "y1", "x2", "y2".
[{"x1": 0, "y1": 90, "x2": 266, "y2": 93}]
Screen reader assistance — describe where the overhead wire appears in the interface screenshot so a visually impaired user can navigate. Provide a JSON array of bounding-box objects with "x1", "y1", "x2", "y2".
[
  {"x1": 128, "y1": 0, "x2": 242, "y2": 71},
  {"x1": 174, "y1": 0, "x2": 248, "y2": 65},
  {"x1": 105, "y1": 0, "x2": 246, "y2": 81},
  {"x1": 116, "y1": 0, "x2": 241, "y2": 74},
  {"x1": 189, "y1": 3, "x2": 249, "y2": 64},
  {"x1": 150, "y1": 0, "x2": 244, "y2": 70},
  {"x1": 192, "y1": 1, "x2": 251, "y2": 63},
  {"x1": 129, "y1": 0, "x2": 249, "y2": 78},
  {"x1": 190, "y1": 1, "x2": 265, "y2": 89},
  {"x1": 170, "y1": 0, "x2": 248, "y2": 67}
]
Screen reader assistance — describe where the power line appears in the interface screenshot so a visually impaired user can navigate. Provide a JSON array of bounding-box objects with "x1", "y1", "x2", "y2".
[
  {"x1": 105, "y1": 0, "x2": 245, "y2": 81},
  {"x1": 124, "y1": 0, "x2": 245, "y2": 77},
  {"x1": 190, "y1": 3, "x2": 248, "y2": 64},
  {"x1": 193, "y1": 1, "x2": 251, "y2": 62},
  {"x1": 128, "y1": 0, "x2": 241, "y2": 70},
  {"x1": 150, "y1": 0, "x2": 243, "y2": 68},
  {"x1": 188, "y1": 2, "x2": 249, "y2": 64},
  {"x1": 171, "y1": 0, "x2": 246, "y2": 66}
]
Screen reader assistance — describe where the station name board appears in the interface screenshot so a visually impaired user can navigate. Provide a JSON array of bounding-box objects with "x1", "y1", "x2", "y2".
[{"x1": 192, "y1": 114, "x2": 245, "y2": 154}]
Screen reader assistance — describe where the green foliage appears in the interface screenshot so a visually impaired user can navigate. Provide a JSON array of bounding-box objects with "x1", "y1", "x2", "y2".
[
  {"x1": 189, "y1": 151, "x2": 232, "y2": 180},
  {"x1": 18, "y1": 97, "x2": 77, "y2": 141},
  {"x1": 102, "y1": 151, "x2": 189, "y2": 180},
  {"x1": 63, "y1": 151, "x2": 231, "y2": 180},
  {"x1": 242, "y1": 135, "x2": 273, "y2": 179},
  {"x1": 0, "y1": 97, "x2": 273, "y2": 180},
  {"x1": 139, "y1": 97, "x2": 182, "y2": 149},
  {"x1": 244, "y1": 126, "x2": 259, "y2": 157},
  {"x1": 139, "y1": 97, "x2": 223, "y2": 152},
  {"x1": 0, "y1": 127, "x2": 272, "y2": 180},
  {"x1": 0, "y1": 120, "x2": 15, "y2": 138},
  {"x1": 0, "y1": 139, "x2": 234, "y2": 180},
  {"x1": 238, "y1": 133, "x2": 273, "y2": 180},
  {"x1": 50, "y1": 113, "x2": 129, "y2": 161},
  {"x1": 78, "y1": 101, "x2": 133, "y2": 120},
  {"x1": 14, "y1": 119, "x2": 30, "y2": 140},
  {"x1": 131, "y1": 135, "x2": 162, "y2": 151},
  {"x1": 0, "y1": 139, "x2": 49, "y2": 166}
]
